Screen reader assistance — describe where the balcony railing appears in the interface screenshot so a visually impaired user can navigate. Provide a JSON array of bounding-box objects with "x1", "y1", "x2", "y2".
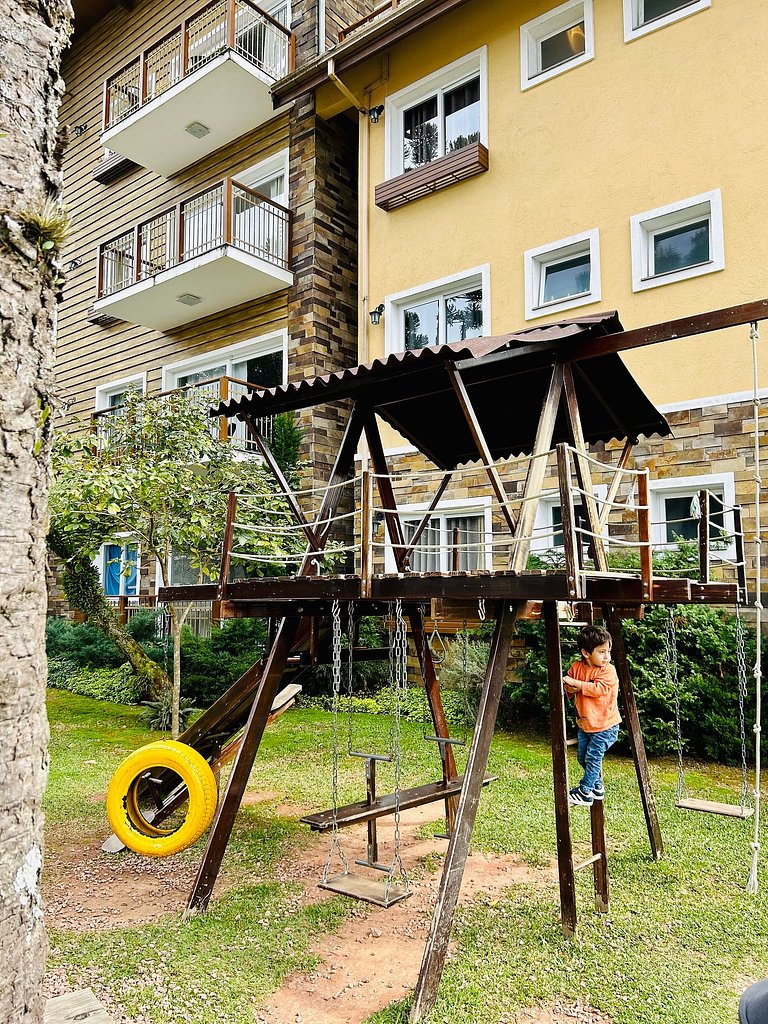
[
  {"x1": 97, "y1": 178, "x2": 291, "y2": 299},
  {"x1": 103, "y1": 0, "x2": 294, "y2": 131},
  {"x1": 91, "y1": 375, "x2": 274, "y2": 453}
]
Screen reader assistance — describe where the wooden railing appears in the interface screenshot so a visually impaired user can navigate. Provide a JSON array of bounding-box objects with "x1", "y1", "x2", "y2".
[
  {"x1": 91, "y1": 375, "x2": 274, "y2": 453},
  {"x1": 97, "y1": 177, "x2": 291, "y2": 298},
  {"x1": 338, "y1": 0, "x2": 399, "y2": 40},
  {"x1": 103, "y1": 0, "x2": 295, "y2": 130}
]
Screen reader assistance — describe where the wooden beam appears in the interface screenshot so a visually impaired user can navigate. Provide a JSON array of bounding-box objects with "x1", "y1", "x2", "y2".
[
  {"x1": 544, "y1": 601, "x2": 577, "y2": 936},
  {"x1": 589, "y1": 799, "x2": 609, "y2": 913},
  {"x1": 217, "y1": 491, "x2": 237, "y2": 599},
  {"x1": 698, "y1": 489, "x2": 710, "y2": 584},
  {"x1": 601, "y1": 605, "x2": 663, "y2": 860},
  {"x1": 597, "y1": 440, "x2": 634, "y2": 533},
  {"x1": 556, "y1": 443, "x2": 583, "y2": 601},
  {"x1": 445, "y1": 363, "x2": 517, "y2": 535},
  {"x1": 410, "y1": 602, "x2": 518, "y2": 1023},
  {"x1": 637, "y1": 470, "x2": 653, "y2": 602},
  {"x1": 510, "y1": 363, "x2": 564, "y2": 572},
  {"x1": 402, "y1": 472, "x2": 452, "y2": 568}
]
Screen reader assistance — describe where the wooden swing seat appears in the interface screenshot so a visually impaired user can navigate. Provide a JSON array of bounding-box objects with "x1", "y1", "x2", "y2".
[
  {"x1": 675, "y1": 797, "x2": 754, "y2": 819},
  {"x1": 320, "y1": 871, "x2": 411, "y2": 907},
  {"x1": 301, "y1": 773, "x2": 496, "y2": 832}
]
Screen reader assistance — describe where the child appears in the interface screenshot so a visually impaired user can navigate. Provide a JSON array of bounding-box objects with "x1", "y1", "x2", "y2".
[{"x1": 563, "y1": 624, "x2": 621, "y2": 807}]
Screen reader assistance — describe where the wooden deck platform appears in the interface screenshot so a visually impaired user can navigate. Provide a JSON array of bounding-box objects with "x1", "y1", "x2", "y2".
[{"x1": 44, "y1": 989, "x2": 114, "y2": 1024}]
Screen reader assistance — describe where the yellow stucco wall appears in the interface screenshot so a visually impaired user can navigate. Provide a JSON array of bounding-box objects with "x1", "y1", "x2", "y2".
[{"x1": 319, "y1": 0, "x2": 768, "y2": 411}]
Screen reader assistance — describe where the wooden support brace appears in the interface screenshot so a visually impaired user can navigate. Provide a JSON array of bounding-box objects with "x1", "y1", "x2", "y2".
[{"x1": 562, "y1": 364, "x2": 608, "y2": 574}]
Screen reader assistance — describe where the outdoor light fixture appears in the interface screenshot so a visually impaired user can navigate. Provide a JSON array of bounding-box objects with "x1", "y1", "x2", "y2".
[
  {"x1": 72, "y1": 124, "x2": 88, "y2": 137},
  {"x1": 368, "y1": 105, "x2": 384, "y2": 125},
  {"x1": 67, "y1": 259, "x2": 82, "y2": 271},
  {"x1": 185, "y1": 121, "x2": 211, "y2": 139},
  {"x1": 177, "y1": 293, "x2": 203, "y2": 306},
  {"x1": 369, "y1": 303, "x2": 385, "y2": 326}
]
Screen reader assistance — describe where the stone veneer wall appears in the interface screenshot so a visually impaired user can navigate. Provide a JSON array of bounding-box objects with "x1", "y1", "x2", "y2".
[
  {"x1": 289, "y1": 95, "x2": 359, "y2": 501},
  {"x1": 291, "y1": 0, "x2": 376, "y2": 66}
]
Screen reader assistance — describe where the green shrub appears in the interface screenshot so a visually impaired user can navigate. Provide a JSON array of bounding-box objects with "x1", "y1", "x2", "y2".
[
  {"x1": 179, "y1": 618, "x2": 268, "y2": 707},
  {"x1": 45, "y1": 616, "x2": 124, "y2": 668},
  {"x1": 141, "y1": 691, "x2": 198, "y2": 731},
  {"x1": 302, "y1": 685, "x2": 473, "y2": 729},
  {"x1": 47, "y1": 658, "x2": 145, "y2": 703}
]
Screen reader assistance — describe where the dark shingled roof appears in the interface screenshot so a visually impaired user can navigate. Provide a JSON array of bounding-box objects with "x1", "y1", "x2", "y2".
[{"x1": 214, "y1": 311, "x2": 671, "y2": 470}]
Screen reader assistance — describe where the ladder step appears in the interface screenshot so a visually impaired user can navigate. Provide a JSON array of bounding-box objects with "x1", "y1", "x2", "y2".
[
  {"x1": 349, "y1": 750, "x2": 392, "y2": 762},
  {"x1": 676, "y1": 798, "x2": 754, "y2": 818},
  {"x1": 573, "y1": 853, "x2": 602, "y2": 872},
  {"x1": 319, "y1": 871, "x2": 411, "y2": 907},
  {"x1": 301, "y1": 774, "x2": 497, "y2": 831},
  {"x1": 423, "y1": 735, "x2": 466, "y2": 747}
]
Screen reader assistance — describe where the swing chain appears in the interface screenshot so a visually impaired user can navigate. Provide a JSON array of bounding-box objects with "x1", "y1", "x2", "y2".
[
  {"x1": 346, "y1": 601, "x2": 355, "y2": 754},
  {"x1": 667, "y1": 607, "x2": 685, "y2": 804},
  {"x1": 385, "y1": 598, "x2": 409, "y2": 901},
  {"x1": 736, "y1": 609, "x2": 751, "y2": 808},
  {"x1": 322, "y1": 599, "x2": 348, "y2": 882}
]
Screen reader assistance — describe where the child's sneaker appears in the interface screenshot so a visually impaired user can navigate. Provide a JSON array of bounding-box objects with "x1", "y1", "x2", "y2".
[
  {"x1": 568, "y1": 786, "x2": 594, "y2": 807},
  {"x1": 592, "y1": 781, "x2": 605, "y2": 801}
]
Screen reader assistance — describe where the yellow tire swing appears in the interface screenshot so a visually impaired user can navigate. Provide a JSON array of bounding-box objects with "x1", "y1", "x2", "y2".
[{"x1": 106, "y1": 740, "x2": 218, "y2": 857}]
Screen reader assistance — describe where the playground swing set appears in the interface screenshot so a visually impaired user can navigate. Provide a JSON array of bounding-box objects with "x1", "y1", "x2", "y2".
[{"x1": 104, "y1": 299, "x2": 766, "y2": 1021}]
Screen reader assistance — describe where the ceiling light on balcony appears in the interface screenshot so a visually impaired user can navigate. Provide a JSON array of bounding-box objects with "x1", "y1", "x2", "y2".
[
  {"x1": 185, "y1": 121, "x2": 211, "y2": 139},
  {"x1": 177, "y1": 293, "x2": 203, "y2": 306}
]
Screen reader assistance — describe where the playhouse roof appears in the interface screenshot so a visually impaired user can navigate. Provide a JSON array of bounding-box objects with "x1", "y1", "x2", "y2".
[{"x1": 213, "y1": 310, "x2": 672, "y2": 470}]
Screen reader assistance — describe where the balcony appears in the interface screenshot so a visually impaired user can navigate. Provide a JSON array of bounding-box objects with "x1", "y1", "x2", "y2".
[
  {"x1": 92, "y1": 178, "x2": 293, "y2": 330},
  {"x1": 91, "y1": 375, "x2": 275, "y2": 454},
  {"x1": 101, "y1": 0, "x2": 295, "y2": 176}
]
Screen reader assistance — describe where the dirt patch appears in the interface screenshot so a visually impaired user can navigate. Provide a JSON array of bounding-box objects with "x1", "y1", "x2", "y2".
[{"x1": 511, "y1": 1001, "x2": 614, "y2": 1024}]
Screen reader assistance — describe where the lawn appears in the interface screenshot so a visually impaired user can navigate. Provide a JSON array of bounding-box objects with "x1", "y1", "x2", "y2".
[{"x1": 45, "y1": 689, "x2": 768, "y2": 1023}]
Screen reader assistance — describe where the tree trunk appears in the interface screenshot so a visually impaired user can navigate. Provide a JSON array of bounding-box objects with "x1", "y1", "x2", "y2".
[
  {"x1": 48, "y1": 529, "x2": 170, "y2": 698},
  {"x1": 0, "y1": 2, "x2": 72, "y2": 1021},
  {"x1": 167, "y1": 605, "x2": 182, "y2": 739}
]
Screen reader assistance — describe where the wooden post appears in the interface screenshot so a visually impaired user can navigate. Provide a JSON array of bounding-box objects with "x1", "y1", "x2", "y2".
[
  {"x1": 510, "y1": 363, "x2": 564, "y2": 572},
  {"x1": 698, "y1": 488, "x2": 710, "y2": 584},
  {"x1": 562, "y1": 364, "x2": 608, "y2": 574},
  {"x1": 217, "y1": 491, "x2": 237, "y2": 600},
  {"x1": 733, "y1": 505, "x2": 747, "y2": 603},
  {"x1": 102, "y1": 79, "x2": 110, "y2": 131},
  {"x1": 117, "y1": 595, "x2": 128, "y2": 625},
  {"x1": 361, "y1": 469, "x2": 373, "y2": 598},
  {"x1": 597, "y1": 440, "x2": 634, "y2": 533},
  {"x1": 451, "y1": 525, "x2": 460, "y2": 572},
  {"x1": 218, "y1": 377, "x2": 229, "y2": 442},
  {"x1": 543, "y1": 601, "x2": 577, "y2": 936},
  {"x1": 589, "y1": 800, "x2": 609, "y2": 913},
  {"x1": 223, "y1": 179, "x2": 233, "y2": 246},
  {"x1": 138, "y1": 51, "x2": 147, "y2": 105},
  {"x1": 227, "y1": 0, "x2": 236, "y2": 49},
  {"x1": 181, "y1": 18, "x2": 190, "y2": 76},
  {"x1": 556, "y1": 443, "x2": 583, "y2": 600},
  {"x1": 602, "y1": 604, "x2": 663, "y2": 859},
  {"x1": 637, "y1": 469, "x2": 653, "y2": 602},
  {"x1": 410, "y1": 602, "x2": 518, "y2": 1023}
]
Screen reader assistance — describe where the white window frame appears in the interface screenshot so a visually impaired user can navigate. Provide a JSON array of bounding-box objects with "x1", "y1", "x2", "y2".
[
  {"x1": 623, "y1": 0, "x2": 710, "y2": 42},
  {"x1": 384, "y1": 48, "x2": 488, "y2": 180},
  {"x1": 97, "y1": 538, "x2": 140, "y2": 598},
  {"x1": 384, "y1": 498, "x2": 493, "y2": 574},
  {"x1": 235, "y1": 149, "x2": 289, "y2": 203},
  {"x1": 649, "y1": 472, "x2": 736, "y2": 558},
  {"x1": 524, "y1": 229, "x2": 600, "y2": 320},
  {"x1": 384, "y1": 265, "x2": 490, "y2": 356},
  {"x1": 532, "y1": 485, "x2": 608, "y2": 554},
  {"x1": 161, "y1": 331, "x2": 288, "y2": 391},
  {"x1": 94, "y1": 372, "x2": 146, "y2": 412},
  {"x1": 520, "y1": 0, "x2": 594, "y2": 91},
  {"x1": 630, "y1": 189, "x2": 724, "y2": 292}
]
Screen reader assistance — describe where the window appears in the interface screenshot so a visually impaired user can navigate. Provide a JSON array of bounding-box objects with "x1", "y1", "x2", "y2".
[
  {"x1": 524, "y1": 229, "x2": 600, "y2": 320},
  {"x1": 649, "y1": 474, "x2": 735, "y2": 553},
  {"x1": 234, "y1": 150, "x2": 289, "y2": 263},
  {"x1": 521, "y1": 0, "x2": 594, "y2": 89},
  {"x1": 532, "y1": 486, "x2": 608, "y2": 553},
  {"x1": 630, "y1": 190, "x2": 724, "y2": 292},
  {"x1": 100, "y1": 542, "x2": 138, "y2": 597},
  {"x1": 391, "y1": 501, "x2": 492, "y2": 573},
  {"x1": 385, "y1": 49, "x2": 487, "y2": 180},
  {"x1": 623, "y1": 0, "x2": 710, "y2": 40},
  {"x1": 385, "y1": 267, "x2": 489, "y2": 354},
  {"x1": 94, "y1": 374, "x2": 145, "y2": 412}
]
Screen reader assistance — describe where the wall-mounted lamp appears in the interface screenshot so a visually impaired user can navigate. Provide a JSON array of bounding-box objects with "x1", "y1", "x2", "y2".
[
  {"x1": 367, "y1": 105, "x2": 385, "y2": 125},
  {"x1": 72, "y1": 124, "x2": 89, "y2": 137},
  {"x1": 372, "y1": 510, "x2": 385, "y2": 530},
  {"x1": 369, "y1": 303, "x2": 385, "y2": 326},
  {"x1": 67, "y1": 259, "x2": 82, "y2": 271}
]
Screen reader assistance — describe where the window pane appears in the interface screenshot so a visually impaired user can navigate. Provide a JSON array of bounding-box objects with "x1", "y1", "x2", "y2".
[
  {"x1": 551, "y1": 503, "x2": 586, "y2": 547},
  {"x1": 404, "y1": 518, "x2": 441, "y2": 573},
  {"x1": 542, "y1": 253, "x2": 591, "y2": 303},
  {"x1": 108, "y1": 390, "x2": 125, "y2": 408},
  {"x1": 539, "y1": 22, "x2": 586, "y2": 72},
  {"x1": 176, "y1": 364, "x2": 227, "y2": 388},
  {"x1": 444, "y1": 78, "x2": 481, "y2": 154},
  {"x1": 103, "y1": 544, "x2": 123, "y2": 596},
  {"x1": 641, "y1": 0, "x2": 695, "y2": 25},
  {"x1": 124, "y1": 544, "x2": 138, "y2": 596},
  {"x1": 403, "y1": 96, "x2": 439, "y2": 171},
  {"x1": 664, "y1": 493, "x2": 724, "y2": 544},
  {"x1": 171, "y1": 549, "x2": 200, "y2": 587},
  {"x1": 446, "y1": 289, "x2": 483, "y2": 343},
  {"x1": 233, "y1": 350, "x2": 283, "y2": 388},
  {"x1": 448, "y1": 514, "x2": 484, "y2": 571},
  {"x1": 652, "y1": 219, "x2": 709, "y2": 275},
  {"x1": 404, "y1": 299, "x2": 440, "y2": 350}
]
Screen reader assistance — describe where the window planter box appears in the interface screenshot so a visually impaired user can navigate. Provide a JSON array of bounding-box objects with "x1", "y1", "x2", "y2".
[{"x1": 374, "y1": 141, "x2": 489, "y2": 212}]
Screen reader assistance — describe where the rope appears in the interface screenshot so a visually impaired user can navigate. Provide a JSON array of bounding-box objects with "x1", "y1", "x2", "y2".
[
  {"x1": 747, "y1": 321, "x2": 763, "y2": 895},
  {"x1": 322, "y1": 599, "x2": 348, "y2": 882},
  {"x1": 736, "y1": 609, "x2": 751, "y2": 811},
  {"x1": 385, "y1": 598, "x2": 409, "y2": 902}
]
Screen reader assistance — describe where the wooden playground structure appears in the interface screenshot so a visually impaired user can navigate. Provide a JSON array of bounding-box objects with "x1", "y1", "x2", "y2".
[{"x1": 106, "y1": 299, "x2": 766, "y2": 1022}]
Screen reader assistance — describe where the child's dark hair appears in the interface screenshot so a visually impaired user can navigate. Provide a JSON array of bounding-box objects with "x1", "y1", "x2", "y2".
[{"x1": 578, "y1": 625, "x2": 611, "y2": 653}]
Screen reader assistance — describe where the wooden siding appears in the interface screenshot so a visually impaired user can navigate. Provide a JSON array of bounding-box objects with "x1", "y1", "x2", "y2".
[{"x1": 59, "y1": 0, "x2": 293, "y2": 425}]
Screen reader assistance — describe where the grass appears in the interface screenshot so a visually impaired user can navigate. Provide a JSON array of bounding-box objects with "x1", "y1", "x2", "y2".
[{"x1": 46, "y1": 691, "x2": 768, "y2": 1023}]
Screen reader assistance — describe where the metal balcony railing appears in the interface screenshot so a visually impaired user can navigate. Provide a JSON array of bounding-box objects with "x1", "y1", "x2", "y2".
[
  {"x1": 97, "y1": 178, "x2": 291, "y2": 298},
  {"x1": 90, "y1": 375, "x2": 274, "y2": 454},
  {"x1": 103, "y1": 0, "x2": 295, "y2": 130}
]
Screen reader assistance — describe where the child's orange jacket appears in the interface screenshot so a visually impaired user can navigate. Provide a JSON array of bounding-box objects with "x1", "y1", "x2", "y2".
[{"x1": 565, "y1": 659, "x2": 621, "y2": 733}]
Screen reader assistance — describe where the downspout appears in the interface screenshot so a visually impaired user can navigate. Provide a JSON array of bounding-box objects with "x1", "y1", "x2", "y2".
[{"x1": 318, "y1": 0, "x2": 326, "y2": 53}]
